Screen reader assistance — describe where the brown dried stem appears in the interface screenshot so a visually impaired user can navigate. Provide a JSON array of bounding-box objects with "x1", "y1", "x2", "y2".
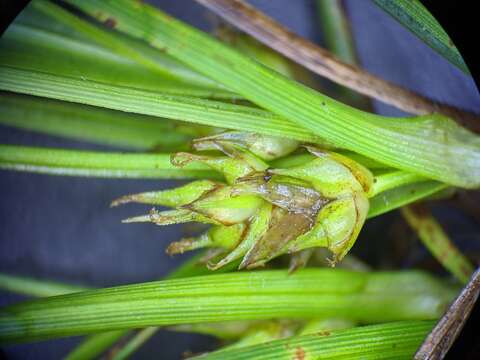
[
  {"x1": 414, "y1": 268, "x2": 480, "y2": 359},
  {"x1": 195, "y1": 0, "x2": 480, "y2": 133}
]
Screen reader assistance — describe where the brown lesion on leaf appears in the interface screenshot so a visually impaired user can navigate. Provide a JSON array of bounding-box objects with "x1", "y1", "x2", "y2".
[
  {"x1": 293, "y1": 346, "x2": 305, "y2": 360},
  {"x1": 103, "y1": 17, "x2": 117, "y2": 29},
  {"x1": 316, "y1": 330, "x2": 331, "y2": 336}
]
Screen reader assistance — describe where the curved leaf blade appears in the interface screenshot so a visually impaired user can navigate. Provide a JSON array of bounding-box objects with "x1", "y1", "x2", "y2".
[{"x1": 373, "y1": 0, "x2": 469, "y2": 74}]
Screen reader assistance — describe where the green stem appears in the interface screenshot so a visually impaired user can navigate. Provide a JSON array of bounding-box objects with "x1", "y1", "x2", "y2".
[
  {"x1": 401, "y1": 204, "x2": 474, "y2": 284},
  {"x1": 370, "y1": 170, "x2": 425, "y2": 197},
  {"x1": 315, "y1": 0, "x2": 370, "y2": 110}
]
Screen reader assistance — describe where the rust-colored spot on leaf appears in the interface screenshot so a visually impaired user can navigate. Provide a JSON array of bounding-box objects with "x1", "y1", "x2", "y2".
[
  {"x1": 104, "y1": 17, "x2": 117, "y2": 28},
  {"x1": 317, "y1": 330, "x2": 331, "y2": 336},
  {"x1": 293, "y1": 346, "x2": 305, "y2": 360}
]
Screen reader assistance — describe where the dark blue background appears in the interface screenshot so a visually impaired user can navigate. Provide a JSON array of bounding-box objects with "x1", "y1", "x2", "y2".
[{"x1": 1, "y1": 0, "x2": 479, "y2": 358}]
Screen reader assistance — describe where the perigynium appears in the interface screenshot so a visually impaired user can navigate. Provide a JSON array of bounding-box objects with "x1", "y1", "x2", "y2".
[{"x1": 114, "y1": 131, "x2": 372, "y2": 270}]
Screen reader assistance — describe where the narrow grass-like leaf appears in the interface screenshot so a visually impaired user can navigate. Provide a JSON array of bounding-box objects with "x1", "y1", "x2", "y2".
[
  {"x1": 0, "y1": 276, "x2": 130, "y2": 360},
  {"x1": 0, "y1": 274, "x2": 87, "y2": 298},
  {"x1": 401, "y1": 205, "x2": 474, "y2": 284},
  {"x1": 368, "y1": 181, "x2": 448, "y2": 218},
  {"x1": 0, "y1": 253, "x2": 235, "y2": 359},
  {"x1": 96, "y1": 258, "x2": 241, "y2": 360},
  {"x1": 315, "y1": 0, "x2": 370, "y2": 110},
  {"x1": 196, "y1": 320, "x2": 434, "y2": 360},
  {"x1": 0, "y1": 253, "x2": 229, "y2": 299},
  {"x1": 194, "y1": 0, "x2": 479, "y2": 130},
  {"x1": 0, "y1": 92, "x2": 196, "y2": 150},
  {"x1": 67, "y1": 254, "x2": 235, "y2": 360},
  {"x1": 0, "y1": 23, "x2": 235, "y2": 100},
  {"x1": 0, "y1": 269, "x2": 457, "y2": 344},
  {"x1": 22, "y1": 0, "x2": 226, "y2": 90},
  {"x1": 316, "y1": 0, "x2": 356, "y2": 65},
  {"x1": 0, "y1": 144, "x2": 220, "y2": 179},
  {"x1": 0, "y1": 66, "x2": 318, "y2": 143},
  {"x1": 106, "y1": 327, "x2": 157, "y2": 360},
  {"x1": 62, "y1": 0, "x2": 480, "y2": 188},
  {"x1": 65, "y1": 331, "x2": 128, "y2": 360},
  {"x1": 372, "y1": 0, "x2": 469, "y2": 74},
  {"x1": 370, "y1": 170, "x2": 426, "y2": 197},
  {"x1": 0, "y1": 274, "x2": 128, "y2": 360}
]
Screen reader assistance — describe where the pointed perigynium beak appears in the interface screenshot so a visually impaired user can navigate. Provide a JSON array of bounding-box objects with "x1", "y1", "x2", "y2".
[{"x1": 112, "y1": 132, "x2": 373, "y2": 270}]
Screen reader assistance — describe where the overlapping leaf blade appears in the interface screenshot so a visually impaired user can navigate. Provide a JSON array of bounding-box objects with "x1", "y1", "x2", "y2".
[
  {"x1": 0, "y1": 66, "x2": 317, "y2": 143},
  {"x1": 44, "y1": 0, "x2": 480, "y2": 188}
]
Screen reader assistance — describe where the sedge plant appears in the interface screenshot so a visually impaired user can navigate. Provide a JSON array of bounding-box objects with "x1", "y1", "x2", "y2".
[{"x1": 0, "y1": 0, "x2": 479, "y2": 359}]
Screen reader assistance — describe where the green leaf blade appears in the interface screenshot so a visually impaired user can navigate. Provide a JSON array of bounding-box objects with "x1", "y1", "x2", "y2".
[
  {"x1": 0, "y1": 66, "x2": 317, "y2": 143},
  {"x1": 63, "y1": 0, "x2": 480, "y2": 188},
  {"x1": 0, "y1": 269, "x2": 457, "y2": 344},
  {"x1": 368, "y1": 181, "x2": 448, "y2": 218},
  {"x1": 0, "y1": 22, "x2": 236, "y2": 100},
  {"x1": 0, "y1": 92, "x2": 194, "y2": 150},
  {"x1": 0, "y1": 274, "x2": 88, "y2": 298},
  {"x1": 0, "y1": 144, "x2": 220, "y2": 180},
  {"x1": 198, "y1": 320, "x2": 434, "y2": 360},
  {"x1": 372, "y1": 0, "x2": 469, "y2": 74},
  {"x1": 27, "y1": 0, "x2": 226, "y2": 90}
]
